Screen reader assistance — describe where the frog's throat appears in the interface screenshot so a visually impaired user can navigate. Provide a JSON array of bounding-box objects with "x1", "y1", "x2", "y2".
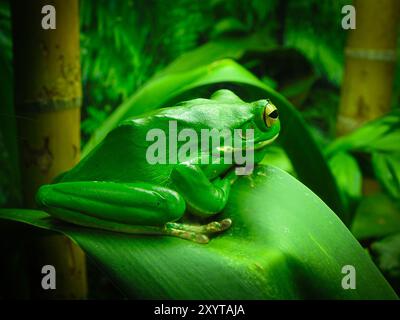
[{"x1": 217, "y1": 133, "x2": 279, "y2": 152}]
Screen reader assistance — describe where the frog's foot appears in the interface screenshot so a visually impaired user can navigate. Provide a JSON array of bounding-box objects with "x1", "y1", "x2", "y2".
[{"x1": 164, "y1": 218, "x2": 232, "y2": 244}]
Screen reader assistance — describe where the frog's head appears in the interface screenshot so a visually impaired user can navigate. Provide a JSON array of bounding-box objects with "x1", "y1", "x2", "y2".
[
  {"x1": 143, "y1": 89, "x2": 280, "y2": 153},
  {"x1": 173, "y1": 89, "x2": 281, "y2": 152}
]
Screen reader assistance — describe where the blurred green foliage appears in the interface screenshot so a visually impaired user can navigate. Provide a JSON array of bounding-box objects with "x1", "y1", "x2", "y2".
[
  {"x1": 370, "y1": 232, "x2": 400, "y2": 295},
  {"x1": 0, "y1": 0, "x2": 19, "y2": 208},
  {"x1": 79, "y1": 0, "x2": 212, "y2": 139},
  {"x1": 77, "y1": 0, "x2": 352, "y2": 142},
  {"x1": 326, "y1": 111, "x2": 400, "y2": 205},
  {"x1": 284, "y1": 0, "x2": 348, "y2": 86},
  {"x1": 0, "y1": 0, "x2": 11, "y2": 62}
]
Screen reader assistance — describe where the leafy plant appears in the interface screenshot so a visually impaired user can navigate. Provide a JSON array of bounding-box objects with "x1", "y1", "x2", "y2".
[
  {"x1": 325, "y1": 111, "x2": 400, "y2": 293},
  {"x1": 372, "y1": 152, "x2": 400, "y2": 200},
  {"x1": 326, "y1": 111, "x2": 400, "y2": 203},
  {"x1": 328, "y1": 152, "x2": 362, "y2": 213}
]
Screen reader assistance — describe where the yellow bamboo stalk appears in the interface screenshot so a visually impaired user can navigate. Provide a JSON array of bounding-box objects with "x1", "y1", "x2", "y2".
[
  {"x1": 337, "y1": 0, "x2": 400, "y2": 136},
  {"x1": 12, "y1": 0, "x2": 87, "y2": 299},
  {"x1": 337, "y1": 0, "x2": 400, "y2": 195}
]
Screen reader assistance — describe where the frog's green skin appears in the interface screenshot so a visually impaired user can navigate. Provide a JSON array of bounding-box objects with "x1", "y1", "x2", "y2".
[{"x1": 36, "y1": 90, "x2": 280, "y2": 243}]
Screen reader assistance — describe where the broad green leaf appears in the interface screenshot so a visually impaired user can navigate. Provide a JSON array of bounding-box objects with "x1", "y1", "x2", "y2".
[
  {"x1": 260, "y1": 146, "x2": 294, "y2": 175},
  {"x1": 351, "y1": 194, "x2": 400, "y2": 241},
  {"x1": 328, "y1": 152, "x2": 362, "y2": 213},
  {"x1": 83, "y1": 58, "x2": 346, "y2": 222},
  {"x1": 0, "y1": 166, "x2": 396, "y2": 299},
  {"x1": 326, "y1": 111, "x2": 400, "y2": 156},
  {"x1": 372, "y1": 152, "x2": 400, "y2": 200}
]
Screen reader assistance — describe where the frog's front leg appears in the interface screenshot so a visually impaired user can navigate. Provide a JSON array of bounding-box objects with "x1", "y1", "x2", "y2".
[
  {"x1": 170, "y1": 162, "x2": 237, "y2": 217},
  {"x1": 166, "y1": 162, "x2": 238, "y2": 242}
]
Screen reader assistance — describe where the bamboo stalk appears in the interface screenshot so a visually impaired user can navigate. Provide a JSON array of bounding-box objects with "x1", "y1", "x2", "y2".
[
  {"x1": 11, "y1": 0, "x2": 87, "y2": 299},
  {"x1": 337, "y1": 0, "x2": 400, "y2": 136},
  {"x1": 337, "y1": 0, "x2": 400, "y2": 195}
]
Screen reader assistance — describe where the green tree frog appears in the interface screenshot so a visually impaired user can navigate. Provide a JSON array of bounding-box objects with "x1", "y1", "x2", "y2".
[{"x1": 36, "y1": 90, "x2": 280, "y2": 243}]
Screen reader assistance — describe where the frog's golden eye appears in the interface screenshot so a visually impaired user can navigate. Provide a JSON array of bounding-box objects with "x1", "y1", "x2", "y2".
[{"x1": 263, "y1": 102, "x2": 279, "y2": 128}]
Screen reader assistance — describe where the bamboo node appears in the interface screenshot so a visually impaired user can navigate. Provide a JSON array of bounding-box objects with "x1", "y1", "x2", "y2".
[
  {"x1": 16, "y1": 97, "x2": 82, "y2": 113},
  {"x1": 337, "y1": 114, "x2": 362, "y2": 133},
  {"x1": 345, "y1": 48, "x2": 397, "y2": 62}
]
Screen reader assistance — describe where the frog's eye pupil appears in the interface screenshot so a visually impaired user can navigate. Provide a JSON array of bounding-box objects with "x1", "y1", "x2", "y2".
[{"x1": 269, "y1": 110, "x2": 279, "y2": 119}]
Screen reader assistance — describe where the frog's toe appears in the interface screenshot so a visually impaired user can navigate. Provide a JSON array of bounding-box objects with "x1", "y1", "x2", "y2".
[
  {"x1": 163, "y1": 218, "x2": 231, "y2": 243},
  {"x1": 205, "y1": 218, "x2": 232, "y2": 233},
  {"x1": 165, "y1": 218, "x2": 232, "y2": 236},
  {"x1": 165, "y1": 227, "x2": 210, "y2": 244}
]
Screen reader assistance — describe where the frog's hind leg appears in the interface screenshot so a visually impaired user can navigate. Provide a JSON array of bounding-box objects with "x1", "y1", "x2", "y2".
[
  {"x1": 37, "y1": 180, "x2": 231, "y2": 244},
  {"x1": 36, "y1": 181, "x2": 186, "y2": 227}
]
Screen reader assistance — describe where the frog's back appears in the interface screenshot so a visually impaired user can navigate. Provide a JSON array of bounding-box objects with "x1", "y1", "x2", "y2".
[
  {"x1": 60, "y1": 91, "x2": 253, "y2": 185},
  {"x1": 60, "y1": 122, "x2": 174, "y2": 186}
]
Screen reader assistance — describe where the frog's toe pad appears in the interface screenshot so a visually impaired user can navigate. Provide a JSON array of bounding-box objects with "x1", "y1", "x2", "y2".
[
  {"x1": 166, "y1": 228, "x2": 210, "y2": 244},
  {"x1": 194, "y1": 234, "x2": 209, "y2": 244}
]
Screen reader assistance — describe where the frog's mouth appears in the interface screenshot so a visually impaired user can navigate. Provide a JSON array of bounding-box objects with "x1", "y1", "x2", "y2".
[
  {"x1": 216, "y1": 132, "x2": 279, "y2": 152},
  {"x1": 250, "y1": 132, "x2": 279, "y2": 150}
]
